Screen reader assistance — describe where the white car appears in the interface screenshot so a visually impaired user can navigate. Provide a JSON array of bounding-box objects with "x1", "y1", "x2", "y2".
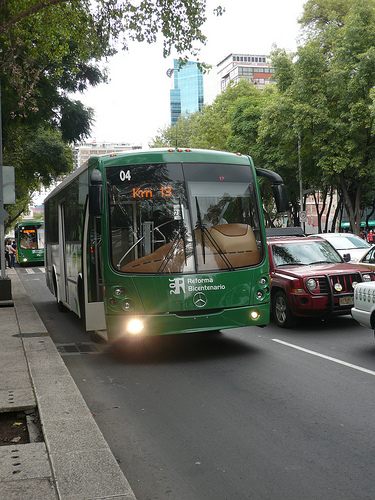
[
  {"x1": 309, "y1": 233, "x2": 371, "y2": 262},
  {"x1": 351, "y1": 282, "x2": 375, "y2": 331}
]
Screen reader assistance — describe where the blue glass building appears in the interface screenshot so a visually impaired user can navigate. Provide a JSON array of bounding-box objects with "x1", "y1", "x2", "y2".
[{"x1": 170, "y1": 60, "x2": 204, "y2": 126}]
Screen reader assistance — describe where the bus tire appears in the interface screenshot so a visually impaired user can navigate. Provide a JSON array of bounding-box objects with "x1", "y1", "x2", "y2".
[
  {"x1": 272, "y1": 291, "x2": 296, "y2": 328},
  {"x1": 57, "y1": 300, "x2": 69, "y2": 313}
]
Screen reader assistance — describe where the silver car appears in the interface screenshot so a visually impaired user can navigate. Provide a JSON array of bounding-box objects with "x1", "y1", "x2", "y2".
[{"x1": 308, "y1": 233, "x2": 370, "y2": 262}]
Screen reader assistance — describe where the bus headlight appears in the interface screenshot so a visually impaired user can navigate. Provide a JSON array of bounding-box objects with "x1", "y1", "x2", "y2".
[
  {"x1": 127, "y1": 318, "x2": 144, "y2": 335},
  {"x1": 250, "y1": 310, "x2": 260, "y2": 320}
]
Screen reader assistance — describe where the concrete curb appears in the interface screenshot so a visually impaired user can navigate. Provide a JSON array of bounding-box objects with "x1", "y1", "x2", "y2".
[{"x1": 0, "y1": 270, "x2": 136, "y2": 500}]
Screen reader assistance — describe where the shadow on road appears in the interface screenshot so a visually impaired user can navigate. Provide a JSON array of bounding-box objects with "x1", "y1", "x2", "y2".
[
  {"x1": 270, "y1": 314, "x2": 358, "y2": 334},
  {"x1": 103, "y1": 331, "x2": 262, "y2": 365}
]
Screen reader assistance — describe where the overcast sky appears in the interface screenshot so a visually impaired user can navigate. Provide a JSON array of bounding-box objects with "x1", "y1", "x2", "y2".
[{"x1": 75, "y1": 0, "x2": 307, "y2": 148}]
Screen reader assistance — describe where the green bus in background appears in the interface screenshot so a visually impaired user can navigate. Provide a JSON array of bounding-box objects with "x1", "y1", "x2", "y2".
[
  {"x1": 44, "y1": 148, "x2": 287, "y2": 341},
  {"x1": 14, "y1": 220, "x2": 45, "y2": 265}
]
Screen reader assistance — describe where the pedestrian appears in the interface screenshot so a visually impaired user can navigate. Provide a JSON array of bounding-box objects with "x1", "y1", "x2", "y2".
[
  {"x1": 8, "y1": 241, "x2": 16, "y2": 268},
  {"x1": 367, "y1": 229, "x2": 375, "y2": 245},
  {"x1": 4, "y1": 239, "x2": 10, "y2": 268}
]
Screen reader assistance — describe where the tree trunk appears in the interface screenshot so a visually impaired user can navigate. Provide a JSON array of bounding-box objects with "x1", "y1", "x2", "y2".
[{"x1": 339, "y1": 172, "x2": 363, "y2": 236}]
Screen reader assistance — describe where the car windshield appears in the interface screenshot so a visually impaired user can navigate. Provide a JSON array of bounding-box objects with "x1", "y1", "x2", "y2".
[
  {"x1": 325, "y1": 235, "x2": 370, "y2": 250},
  {"x1": 271, "y1": 240, "x2": 342, "y2": 267}
]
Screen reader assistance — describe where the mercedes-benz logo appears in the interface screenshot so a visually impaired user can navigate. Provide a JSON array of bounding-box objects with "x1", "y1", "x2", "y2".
[{"x1": 193, "y1": 292, "x2": 207, "y2": 308}]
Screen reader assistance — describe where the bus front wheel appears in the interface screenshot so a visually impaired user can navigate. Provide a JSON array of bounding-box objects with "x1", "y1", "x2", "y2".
[{"x1": 57, "y1": 300, "x2": 69, "y2": 313}]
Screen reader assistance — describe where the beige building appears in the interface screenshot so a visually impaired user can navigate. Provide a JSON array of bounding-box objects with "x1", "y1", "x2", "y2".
[
  {"x1": 217, "y1": 53, "x2": 276, "y2": 92},
  {"x1": 72, "y1": 142, "x2": 142, "y2": 170}
]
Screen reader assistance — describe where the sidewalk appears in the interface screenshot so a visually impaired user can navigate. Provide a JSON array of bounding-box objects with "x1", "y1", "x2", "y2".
[{"x1": 0, "y1": 269, "x2": 136, "y2": 500}]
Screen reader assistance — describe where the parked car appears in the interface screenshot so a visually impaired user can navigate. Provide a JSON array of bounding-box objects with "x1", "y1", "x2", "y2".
[
  {"x1": 351, "y1": 282, "x2": 375, "y2": 332},
  {"x1": 354, "y1": 245, "x2": 375, "y2": 272},
  {"x1": 268, "y1": 232, "x2": 375, "y2": 328},
  {"x1": 308, "y1": 233, "x2": 371, "y2": 262}
]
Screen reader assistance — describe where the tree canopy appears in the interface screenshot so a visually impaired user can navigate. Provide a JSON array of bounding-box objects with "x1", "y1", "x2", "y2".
[
  {"x1": 150, "y1": 0, "x2": 375, "y2": 233},
  {"x1": 1, "y1": 0, "x2": 222, "y2": 231},
  {"x1": 261, "y1": 0, "x2": 375, "y2": 233}
]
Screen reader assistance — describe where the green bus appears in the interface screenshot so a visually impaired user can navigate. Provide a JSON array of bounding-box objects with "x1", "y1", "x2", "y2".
[
  {"x1": 44, "y1": 148, "x2": 287, "y2": 341},
  {"x1": 14, "y1": 220, "x2": 45, "y2": 265}
]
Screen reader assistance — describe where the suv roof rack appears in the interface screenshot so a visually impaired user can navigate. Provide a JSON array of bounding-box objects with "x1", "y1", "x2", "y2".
[{"x1": 266, "y1": 227, "x2": 305, "y2": 238}]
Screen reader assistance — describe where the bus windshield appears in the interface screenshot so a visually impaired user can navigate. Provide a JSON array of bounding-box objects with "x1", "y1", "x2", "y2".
[
  {"x1": 106, "y1": 162, "x2": 263, "y2": 274},
  {"x1": 19, "y1": 224, "x2": 44, "y2": 250}
]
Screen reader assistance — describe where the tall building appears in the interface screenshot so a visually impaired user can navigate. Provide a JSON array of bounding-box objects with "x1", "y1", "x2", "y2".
[
  {"x1": 217, "y1": 53, "x2": 276, "y2": 92},
  {"x1": 169, "y1": 60, "x2": 204, "y2": 126}
]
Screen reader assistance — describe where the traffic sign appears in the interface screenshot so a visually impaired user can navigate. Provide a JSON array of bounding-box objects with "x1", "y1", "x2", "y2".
[{"x1": 300, "y1": 210, "x2": 307, "y2": 222}]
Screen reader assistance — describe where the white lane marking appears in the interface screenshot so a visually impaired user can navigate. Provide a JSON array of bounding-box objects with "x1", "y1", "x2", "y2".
[
  {"x1": 272, "y1": 339, "x2": 375, "y2": 377},
  {"x1": 24, "y1": 268, "x2": 44, "y2": 274}
]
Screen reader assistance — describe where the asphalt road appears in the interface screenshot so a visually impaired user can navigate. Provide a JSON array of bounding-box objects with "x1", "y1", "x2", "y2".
[{"x1": 18, "y1": 266, "x2": 375, "y2": 500}]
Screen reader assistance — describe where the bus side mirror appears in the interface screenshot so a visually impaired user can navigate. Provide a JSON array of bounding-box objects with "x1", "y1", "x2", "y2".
[
  {"x1": 256, "y1": 168, "x2": 289, "y2": 213},
  {"x1": 272, "y1": 183, "x2": 289, "y2": 213},
  {"x1": 89, "y1": 169, "x2": 103, "y2": 216}
]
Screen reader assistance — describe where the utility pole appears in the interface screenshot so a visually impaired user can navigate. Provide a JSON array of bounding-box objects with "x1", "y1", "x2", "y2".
[{"x1": 0, "y1": 71, "x2": 13, "y2": 302}]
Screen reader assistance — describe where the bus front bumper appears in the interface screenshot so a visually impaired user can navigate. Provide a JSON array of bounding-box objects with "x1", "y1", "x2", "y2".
[{"x1": 105, "y1": 304, "x2": 270, "y2": 340}]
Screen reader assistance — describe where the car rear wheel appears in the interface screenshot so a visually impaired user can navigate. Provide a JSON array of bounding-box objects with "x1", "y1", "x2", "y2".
[{"x1": 272, "y1": 291, "x2": 296, "y2": 328}]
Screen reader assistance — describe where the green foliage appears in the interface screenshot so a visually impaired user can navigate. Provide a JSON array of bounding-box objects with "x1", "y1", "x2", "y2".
[
  {"x1": 0, "y1": 0, "x2": 220, "y2": 225},
  {"x1": 151, "y1": 79, "x2": 267, "y2": 152},
  {"x1": 150, "y1": 111, "x2": 202, "y2": 148},
  {"x1": 4, "y1": 126, "x2": 73, "y2": 232},
  {"x1": 257, "y1": 0, "x2": 375, "y2": 232},
  {"x1": 195, "y1": 80, "x2": 261, "y2": 151}
]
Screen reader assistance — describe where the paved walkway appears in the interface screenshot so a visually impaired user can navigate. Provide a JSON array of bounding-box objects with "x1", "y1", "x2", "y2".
[{"x1": 0, "y1": 269, "x2": 136, "y2": 500}]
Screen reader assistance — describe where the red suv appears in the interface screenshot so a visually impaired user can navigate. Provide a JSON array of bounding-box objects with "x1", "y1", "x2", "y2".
[{"x1": 267, "y1": 230, "x2": 375, "y2": 327}]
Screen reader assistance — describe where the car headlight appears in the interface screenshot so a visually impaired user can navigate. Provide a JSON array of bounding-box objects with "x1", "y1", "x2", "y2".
[
  {"x1": 362, "y1": 274, "x2": 372, "y2": 282},
  {"x1": 306, "y1": 278, "x2": 318, "y2": 291}
]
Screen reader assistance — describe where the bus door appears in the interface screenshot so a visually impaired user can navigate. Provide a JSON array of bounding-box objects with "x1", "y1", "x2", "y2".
[
  {"x1": 82, "y1": 205, "x2": 106, "y2": 333},
  {"x1": 58, "y1": 202, "x2": 68, "y2": 304},
  {"x1": 37, "y1": 224, "x2": 45, "y2": 250}
]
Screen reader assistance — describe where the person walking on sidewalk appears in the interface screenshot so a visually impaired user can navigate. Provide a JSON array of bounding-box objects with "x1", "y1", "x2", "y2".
[
  {"x1": 5, "y1": 239, "x2": 11, "y2": 268},
  {"x1": 8, "y1": 241, "x2": 16, "y2": 268}
]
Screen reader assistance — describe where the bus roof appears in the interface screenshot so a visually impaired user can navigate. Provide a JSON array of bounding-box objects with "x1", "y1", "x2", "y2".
[
  {"x1": 87, "y1": 148, "x2": 253, "y2": 167},
  {"x1": 44, "y1": 148, "x2": 254, "y2": 203}
]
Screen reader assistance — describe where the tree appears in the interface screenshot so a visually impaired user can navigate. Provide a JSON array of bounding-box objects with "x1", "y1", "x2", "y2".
[
  {"x1": 1, "y1": 0, "x2": 222, "y2": 226},
  {"x1": 4, "y1": 126, "x2": 73, "y2": 233},
  {"x1": 150, "y1": 111, "x2": 202, "y2": 148},
  {"x1": 150, "y1": 79, "x2": 265, "y2": 151},
  {"x1": 1, "y1": 0, "x2": 221, "y2": 122},
  {"x1": 258, "y1": 0, "x2": 375, "y2": 234},
  {"x1": 193, "y1": 79, "x2": 261, "y2": 151},
  {"x1": 299, "y1": 0, "x2": 375, "y2": 234}
]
